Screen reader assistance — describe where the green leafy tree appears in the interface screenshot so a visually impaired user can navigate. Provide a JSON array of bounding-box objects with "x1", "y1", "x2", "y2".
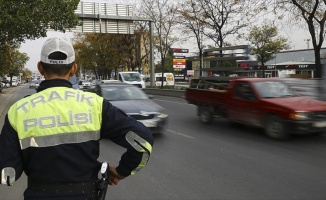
[
  {"x1": 247, "y1": 21, "x2": 290, "y2": 78},
  {"x1": 155, "y1": 54, "x2": 173, "y2": 73},
  {"x1": 74, "y1": 33, "x2": 136, "y2": 80},
  {"x1": 7, "y1": 50, "x2": 29, "y2": 85},
  {"x1": 0, "y1": 45, "x2": 10, "y2": 76},
  {"x1": 22, "y1": 68, "x2": 32, "y2": 82},
  {"x1": 0, "y1": 0, "x2": 80, "y2": 47}
]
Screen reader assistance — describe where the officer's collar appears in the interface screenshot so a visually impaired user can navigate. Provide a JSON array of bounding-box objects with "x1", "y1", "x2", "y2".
[{"x1": 37, "y1": 79, "x2": 73, "y2": 93}]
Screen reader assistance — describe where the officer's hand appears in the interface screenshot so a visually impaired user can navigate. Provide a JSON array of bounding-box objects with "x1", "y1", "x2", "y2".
[{"x1": 108, "y1": 166, "x2": 125, "y2": 186}]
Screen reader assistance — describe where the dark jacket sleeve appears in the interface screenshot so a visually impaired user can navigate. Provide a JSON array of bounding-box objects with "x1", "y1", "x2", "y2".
[
  {"x1": 100, "y1": 99, "x2": 154, "y2": 177},
  {"x1": 0, "y1": 115, "x2": 24, "y2": 185}
]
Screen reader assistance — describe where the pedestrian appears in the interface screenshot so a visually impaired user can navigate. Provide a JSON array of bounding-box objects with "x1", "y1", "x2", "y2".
[{"x1": 0, "y1": 37, "x2": 154, "y2": 200}]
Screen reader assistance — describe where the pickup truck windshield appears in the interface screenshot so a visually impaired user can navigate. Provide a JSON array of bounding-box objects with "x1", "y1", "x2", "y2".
[{"x1": 252, "y1": 81, "x2": 296, "y2": 98}]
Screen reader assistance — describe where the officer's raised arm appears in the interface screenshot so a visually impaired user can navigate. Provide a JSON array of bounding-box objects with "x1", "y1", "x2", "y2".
[{"x1": 100, "y1": 99, "x2": 154, "y2": 178}]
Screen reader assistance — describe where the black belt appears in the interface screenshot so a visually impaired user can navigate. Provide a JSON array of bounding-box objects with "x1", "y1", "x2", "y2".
[{"x1": 28, "y1": 180, "x2": 98, "y2": 194}]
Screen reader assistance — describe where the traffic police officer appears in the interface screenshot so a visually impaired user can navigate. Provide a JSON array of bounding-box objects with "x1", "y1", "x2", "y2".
[{"x1": 0, "y1": 37, "x2": 154, "y2": 200}]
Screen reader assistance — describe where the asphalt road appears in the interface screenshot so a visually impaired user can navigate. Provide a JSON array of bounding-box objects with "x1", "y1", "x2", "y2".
[{"x1": 1, "y1": 85, "x2": 326, "y2": 200}]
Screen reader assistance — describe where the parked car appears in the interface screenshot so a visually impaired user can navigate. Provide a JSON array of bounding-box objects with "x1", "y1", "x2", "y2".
[
  {"x1": 11, "y1": 80, "x2": 19, "y2": 87},
  {"x1": 86, "y1": 82, "x2": 168, "y2": 134},
  {"x1": 1, "y1": 81, "x2": 9, "y2": 88}
]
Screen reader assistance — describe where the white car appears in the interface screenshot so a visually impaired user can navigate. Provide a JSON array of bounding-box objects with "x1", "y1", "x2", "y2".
[{"x1": 79, "y1": 80, "x2": 91, "y2": 90}]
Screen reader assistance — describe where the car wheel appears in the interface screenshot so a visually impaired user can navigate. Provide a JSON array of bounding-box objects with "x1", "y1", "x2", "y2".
[
  {"x1": 199, "y1": 106, "x2": 212, "y2": 124},
  {"x1": 264, "y1": 115, "x2": 289, "y2": 140}
]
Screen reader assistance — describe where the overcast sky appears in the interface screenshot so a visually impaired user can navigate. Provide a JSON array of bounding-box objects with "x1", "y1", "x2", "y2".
[{"x1": 19, "y1": 1, "x2": 318, "y2": 72}]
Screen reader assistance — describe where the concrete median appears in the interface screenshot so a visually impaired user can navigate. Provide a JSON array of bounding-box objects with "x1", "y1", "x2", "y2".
[{"x1": 142, "y1": 88, "x2": 185, "y2": 98}]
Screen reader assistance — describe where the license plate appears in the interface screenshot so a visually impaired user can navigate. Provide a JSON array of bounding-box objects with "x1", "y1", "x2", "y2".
[
  {"x1": 141, "y1": 120, "x2": 157, "y2": 127},
  {"x1": 313, "y1": 121, "x2": 326, "y2": 127}
]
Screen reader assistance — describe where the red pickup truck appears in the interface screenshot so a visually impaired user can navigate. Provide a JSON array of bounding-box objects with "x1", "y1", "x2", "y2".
[{"x1": 184, "y1": 78, "x2": 326, "y2": 140}]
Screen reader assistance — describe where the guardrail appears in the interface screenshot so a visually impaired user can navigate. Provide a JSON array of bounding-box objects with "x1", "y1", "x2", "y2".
[{"x1": 142, "y1": 88, "x2": 185, "y2": 98}]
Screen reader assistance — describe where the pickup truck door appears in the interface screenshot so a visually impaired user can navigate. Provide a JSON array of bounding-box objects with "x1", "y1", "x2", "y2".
[{"x1": 228, "y1": 81, "x2": 261, "y2": 125}]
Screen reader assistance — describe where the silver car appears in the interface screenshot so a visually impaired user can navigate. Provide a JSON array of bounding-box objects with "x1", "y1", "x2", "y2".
[{"x1": 87, "y1": 82, "x2": 168, "y2": 134}]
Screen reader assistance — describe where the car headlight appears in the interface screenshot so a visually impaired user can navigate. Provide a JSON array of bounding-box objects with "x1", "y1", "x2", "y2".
[
  {"x1": 157, "y1": 113, "x2": 168, "y2": 118},
  {"x1": 289, "y1": 112, "x2": 310, "y2": 120}
]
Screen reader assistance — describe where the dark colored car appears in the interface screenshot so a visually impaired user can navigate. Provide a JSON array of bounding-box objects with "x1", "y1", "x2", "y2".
[{"x1": 87, "y1": 82, "x2": 168, "y2": 134}]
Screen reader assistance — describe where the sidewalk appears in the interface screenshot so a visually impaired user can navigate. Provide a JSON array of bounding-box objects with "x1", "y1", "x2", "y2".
[{"x1": 0, "y1": 86, "x2": 20, "y2": 117}]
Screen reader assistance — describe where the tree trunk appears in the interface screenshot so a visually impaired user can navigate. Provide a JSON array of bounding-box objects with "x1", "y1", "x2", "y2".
[{"x1": 314, "y1": 47, "x2": 322, "y2": 78}]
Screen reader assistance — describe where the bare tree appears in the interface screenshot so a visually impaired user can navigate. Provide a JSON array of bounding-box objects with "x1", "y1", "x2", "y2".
[
  {"x1": 133, "y1": 22, "x2": 151, "y2": 74},
  {"x1": 139, "y1": 0, "x2": 179, "y2": 88},
  {"x1": 178, "y1": 0, "x2": 206, "y2": 76},
  {"x1": 196, "y1": 0, "x2": 253, "y2": 48},
  {"x1": 275, "y1": 0, "x2": 326, "y2": 79}
]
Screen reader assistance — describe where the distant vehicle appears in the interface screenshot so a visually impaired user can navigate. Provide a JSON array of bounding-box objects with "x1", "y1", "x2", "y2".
[
  {"x1": 87, "y1": 82, "x2": 168, "y2": 134},
  {"x1": 101, "y1": 80, "x2": 121, "y2": 84},
  {"x1": 29, "y1": 80, "x2": 40, "y2": 89},
  {"x1": 184, "y1": 77, "x2": 326, "y2": 140},
  {"x1": 1, "y1": 79, "x2": 10, "y2": 88},
  {"x1": 1, "y1": 82, "x2": 9, "y2": 88},
  {"x1": 155, "y1": 73, "x2": 175, "y2": 87},
  {"x1": 117, "y1": 71, "x2": 146, "y2": 88},
  {"x1": 78, "y1": 79, "x2": 91, "y2": 90},
  {"x1": 92, "y1": 79, "x2": 104, "y2": 85},
  {"x1": 1, "y1": 81, "x2": 9, "y2": 88},
  {"x1": 11, "y1": 80, "x2": 19, "y2": 87}
]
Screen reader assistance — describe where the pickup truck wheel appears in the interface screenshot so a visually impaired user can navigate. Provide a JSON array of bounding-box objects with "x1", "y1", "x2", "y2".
[
  {"x1": 199, "y1": 106, "x2": 212, "y2": 124},
  {"x1": 312, "y1": 131, "x2": 325, "y2": 136},
  {"x1": 264, "y1": 115, "x2": 289, "y2": 140}
]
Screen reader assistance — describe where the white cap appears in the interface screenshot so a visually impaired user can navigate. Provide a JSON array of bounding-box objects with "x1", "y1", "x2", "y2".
[{"x1": 40, "y1": 37, "x2": 75, "y2": 65}]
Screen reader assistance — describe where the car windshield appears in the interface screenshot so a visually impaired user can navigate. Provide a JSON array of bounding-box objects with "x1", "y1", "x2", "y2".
[
  {"x1": 122, "y1": 73, "x2": 141, "y2": 81},
  {"x1": 252, "y1": 81, "x2": 297, "y2": 98},
  {"x1": 101, "y1": 85, "x2": 148, "y2": 101}
]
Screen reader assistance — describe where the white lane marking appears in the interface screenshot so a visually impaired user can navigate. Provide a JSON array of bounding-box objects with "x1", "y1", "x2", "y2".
[{"x1": 166, "y1": 129, "x2": 194, "y2": 139}]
